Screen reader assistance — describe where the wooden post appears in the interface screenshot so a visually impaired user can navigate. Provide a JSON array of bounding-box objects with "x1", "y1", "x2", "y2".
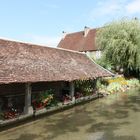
[
  {"x1": 24, "y1": 83, "x2": 33, "y2": 115},
  {"x1": 70, "y1": 81, "x2": 75, "y2": 102}
]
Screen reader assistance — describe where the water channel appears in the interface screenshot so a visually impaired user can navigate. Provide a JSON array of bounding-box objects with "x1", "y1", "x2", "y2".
[{"x1": 0, "y1": 88, "x2": 140, "y2": 140}]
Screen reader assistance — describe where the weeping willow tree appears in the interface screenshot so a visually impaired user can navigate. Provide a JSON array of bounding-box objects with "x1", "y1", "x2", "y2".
[{"x1": 96, "y1": 19, "x2": 140, "y2": 77}]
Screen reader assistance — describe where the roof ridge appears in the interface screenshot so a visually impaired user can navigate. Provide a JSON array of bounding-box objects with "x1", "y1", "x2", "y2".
[
  {"x1": 0, "y1": 37, "x2": 50, "y2": 47},
  {"x1": 65, "y1": 28, "x2": 96, "y2": 36}
]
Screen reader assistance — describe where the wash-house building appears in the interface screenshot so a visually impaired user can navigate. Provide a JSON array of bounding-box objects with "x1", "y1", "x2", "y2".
[{"x1": 0, "y1": 38, "x2": 111, "y2": 123}]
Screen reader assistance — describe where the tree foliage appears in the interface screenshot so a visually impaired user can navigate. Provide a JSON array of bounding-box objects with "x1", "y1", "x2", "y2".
[{"x1": 96, "y1": 19, "x2": 140, "y2": 76}]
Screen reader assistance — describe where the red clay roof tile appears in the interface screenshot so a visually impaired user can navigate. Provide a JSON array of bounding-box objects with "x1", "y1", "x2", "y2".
[
  {"x1": 57, "y1": 28, "x2": 98, "y2": 52},
  {"x1": 0, "y1": 38, "x2": 111, "y2": 84}
]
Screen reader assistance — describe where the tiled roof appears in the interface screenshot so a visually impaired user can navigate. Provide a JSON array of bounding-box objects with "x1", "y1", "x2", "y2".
[
  {"x1": 57, "y1": 28, "x2": 98, "y2": 52},
  {"x1": 0, "y1": 38, "x2": 111, "y2": 84}
]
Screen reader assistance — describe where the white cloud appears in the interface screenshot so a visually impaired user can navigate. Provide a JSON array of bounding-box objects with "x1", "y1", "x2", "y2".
[
  {"x1": 89, "y1": 0, "x2": 123, "y2": 21},
  {"x1": 24, "y1": 35, "x2": 61, "y2": 48},
  {"x1": 126, "y1": 0, "x2": 140, "y2": 14},
  {"x1": 89, "y1": 0, "x2": 140, "y2": 23}
]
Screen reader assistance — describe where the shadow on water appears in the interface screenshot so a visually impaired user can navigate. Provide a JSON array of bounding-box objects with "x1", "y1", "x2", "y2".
[
  {"x1": 87, "y1": 122, "x2": 136, "y2": 140},
  {"x1": 44, "y1": 106, "x2": 96, "y2": 139},
  {"x1": 9, "y1": 134, "x2": 40, "y2": 140},
  {"x1": 98, "y1": 131, "x2": 136, "y2": 140},
  {"x1": 87, "y1": 122, "x2": 129, "y2": 132}
]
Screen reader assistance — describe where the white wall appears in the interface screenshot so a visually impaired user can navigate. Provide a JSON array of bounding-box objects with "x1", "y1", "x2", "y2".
[{"x1": 86, "y1": 50, "x2": 101, "y2": 60}]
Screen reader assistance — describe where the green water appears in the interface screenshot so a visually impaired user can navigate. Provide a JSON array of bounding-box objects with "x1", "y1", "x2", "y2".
[{"x1": 0, "y1": 88, "x2": 140, "y2": 140}]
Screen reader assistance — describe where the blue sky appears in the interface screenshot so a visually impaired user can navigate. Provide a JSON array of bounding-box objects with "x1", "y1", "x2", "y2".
[{"x1": 0, "y1": 0, "x2": 140, "y2": 47}]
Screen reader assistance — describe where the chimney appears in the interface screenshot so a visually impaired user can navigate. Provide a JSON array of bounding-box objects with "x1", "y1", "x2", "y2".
[
  {"x1": 84, "y1": 26, "x2": 90, "y2": 37},
  {"x1": 62, "y1": 31, "x2": 67, "y2": 39}
]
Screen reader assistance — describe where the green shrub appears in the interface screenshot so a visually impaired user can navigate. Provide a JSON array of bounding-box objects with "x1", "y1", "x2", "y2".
[
  {"x1": 107, "y1": 82, "x2": 122, "y2": 93},
  {"x1": 127, "y1": 79, "x2": 140, "y2": 87}
]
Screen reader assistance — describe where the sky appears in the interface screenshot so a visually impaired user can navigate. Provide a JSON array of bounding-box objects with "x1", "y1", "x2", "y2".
[{"x1": 0, "y1": 0, "x2": 140, "y2": 47}]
